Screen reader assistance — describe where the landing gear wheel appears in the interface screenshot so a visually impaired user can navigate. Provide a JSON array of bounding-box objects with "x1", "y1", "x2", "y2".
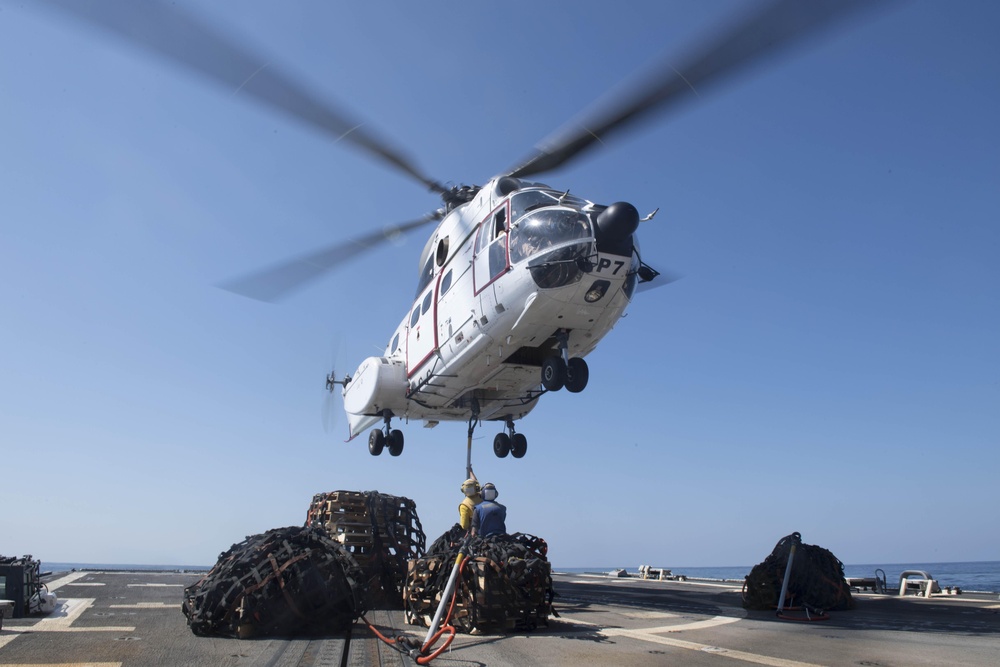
[
  {"x1": 511, "y1": 433, "x2": 527, "y2": 458},
  {"x1": 387, "y1": 429, "x2": 404, "y2": 457},
  {"x1": 368, "y1": 429, "x2": 385, "y2": 456},
  {"x1": 541, "y1": 356, "x2": 566, "y2": 391},
  {"x1": 565, "y1": 357, "x2": 589, "y2": 393},
  {"x1": 493, "y1": 432, "x2": 511, "y2": 458}
]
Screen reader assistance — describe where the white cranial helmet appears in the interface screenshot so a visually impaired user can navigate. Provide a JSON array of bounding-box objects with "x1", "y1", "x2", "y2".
[{"x1": 482, "y1": 482, "x2": 498, "y2": 501}]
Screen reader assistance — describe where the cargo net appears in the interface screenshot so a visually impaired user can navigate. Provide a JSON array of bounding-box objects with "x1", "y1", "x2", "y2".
[
  {"x1": 305, "y1": 490, "x2": 426, "y2": 607},
  {"x1": 404, "y1": 524, "x2": 553, "y2": 633},
  {"x1": 742, "y1": 532, "x2": 855, "y2": 612},
  {"x1": 182, "y1": 526, "x2": 366, "y2": 638}
]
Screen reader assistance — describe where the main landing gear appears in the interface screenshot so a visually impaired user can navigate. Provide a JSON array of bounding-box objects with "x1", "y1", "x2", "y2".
[
  {"x1": 541, "y1": 330, "x2": 589, "y2": 393},
  {"x1": 493, "y1": 417, "x2": 527, "y2": 459},
  {"x1": 467, "y1": 404, "x2": 528, "y2": 461},
  {"x1": 365, "y1": 407, "x2": 527, "y2": 462},
  {"x1": 368, "y1": 410, "x2": 403, "y2": 457}
]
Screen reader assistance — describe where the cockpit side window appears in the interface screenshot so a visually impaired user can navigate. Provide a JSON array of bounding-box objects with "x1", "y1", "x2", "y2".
[
  {"x1": 488, "y1": 206, "x2": 509, "y2": 279},
  {"x1": 493, "y1": 208, "x2": 507, "y2": 239},
  {"x1": 476, "y1": 217, "x2": 492, "y2": 254}
]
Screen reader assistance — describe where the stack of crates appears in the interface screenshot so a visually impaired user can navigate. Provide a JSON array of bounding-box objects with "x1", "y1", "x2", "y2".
[
  {"x1": 404, "y1": 533, "x2": 553, "y2": 633},
  {"x1": 307, "y1": 491, "x2": 373, "y2": 554},
  {"x1": 306, "y1": 491, "x2": 425, "y2": 606}
]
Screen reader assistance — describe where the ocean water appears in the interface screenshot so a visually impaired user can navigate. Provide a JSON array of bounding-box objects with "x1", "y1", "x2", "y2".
[
  {"x1": 39, "y1": 560, "x2": 1000, "y2": 593},
  {"x1": 556, "y1": 561, "x2": 1000, "y2": 593},
  {"x1": 42, "y1": 562, "x2": 210, "y2": 574}
]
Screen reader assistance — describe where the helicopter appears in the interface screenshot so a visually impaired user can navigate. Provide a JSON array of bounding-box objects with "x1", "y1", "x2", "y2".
[{"x1": 38, "y1": 0, "x2": 884, "y2": 460}]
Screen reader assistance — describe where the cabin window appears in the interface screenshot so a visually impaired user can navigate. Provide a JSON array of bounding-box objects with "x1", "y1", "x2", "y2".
[
  {"x1": 421, "y1": 289, "x2": 433, "y2": 315},
  {"x1": 415, "y1": 253, "x2": 435, "y2": 297},
  {"x1": 440, "y1": 269, "x2": 453, "y2": 296},
  {"x1": 410, "y1": 305, "x2": 420, "y2": 328},
  {"x1": 390, "y1": 333, "x2": 400, "y2": 354}
]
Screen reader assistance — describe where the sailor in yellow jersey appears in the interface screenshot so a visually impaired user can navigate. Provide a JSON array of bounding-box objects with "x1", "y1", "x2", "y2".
[{"x1": 458, "y1": 470, "x2": 482, "y2": 531}]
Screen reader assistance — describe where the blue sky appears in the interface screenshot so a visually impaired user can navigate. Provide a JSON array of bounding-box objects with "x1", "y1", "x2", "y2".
[{"x1": 2, "y1": 1, "x2": 997, "y2": 569}]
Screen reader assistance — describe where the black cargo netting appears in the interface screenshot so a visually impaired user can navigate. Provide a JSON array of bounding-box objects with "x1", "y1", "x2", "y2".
[
  {"x1": 404, "y1": 525, "x2": 553, "y2": 633},
  {"x1": 305, "y1": 490, "x2": 426, "y2": 607},
  {"x1": 743, "y1": 532, "x2": 855, "y2": 612},
  {"x1": 182, "y1": 526, "x2": 366, "y2": 638}
]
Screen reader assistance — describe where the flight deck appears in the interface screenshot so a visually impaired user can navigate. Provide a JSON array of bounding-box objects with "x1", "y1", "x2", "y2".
[{"x1": 1, "y1": 569, "x2": 997, "y2": 666}]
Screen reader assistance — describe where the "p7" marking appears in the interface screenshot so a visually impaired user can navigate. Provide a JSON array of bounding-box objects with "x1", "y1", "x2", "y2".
[{"x1": 596, "y1": 258, "x2": 625, "y2": 275}]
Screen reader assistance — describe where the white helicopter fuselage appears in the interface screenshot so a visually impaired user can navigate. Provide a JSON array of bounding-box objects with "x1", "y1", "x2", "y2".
[{"x1": 342, "y1": 176, "x2": 641, "y2": 439}]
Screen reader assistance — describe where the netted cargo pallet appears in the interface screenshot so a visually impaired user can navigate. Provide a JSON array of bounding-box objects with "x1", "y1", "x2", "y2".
[
  {"x1": 404, "y1": 526, "x2": 553, "y2": 633},
  {"x1": 306, "y1": 490, "x2": 426, "y2": 606},
  {"x1": 743, "y1": 532, "x2": 854, "y2": 612},
  {"x1": 182, "y1": 526, "x2": 366, "y2": 638}
]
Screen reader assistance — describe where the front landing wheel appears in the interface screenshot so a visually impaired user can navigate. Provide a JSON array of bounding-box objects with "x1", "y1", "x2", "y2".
[
  {"x1": 387, "y1": 429, "x2": 404, "y2": 457},
  {"x1": 493, "y1": 432, "x2": 511, "y2": 458},
  {"x1": 541, "y1": 356, "x2": 566, "y2": 391},
  {"x1": 368, "y1": 429, "x2": 385, "y2": 456},
  {"x1": 565, "y1": 357, "x2": 589, "y2": 393},
  {"x1": 511, "y1": 433, "x2": 527, "y2": 458}
]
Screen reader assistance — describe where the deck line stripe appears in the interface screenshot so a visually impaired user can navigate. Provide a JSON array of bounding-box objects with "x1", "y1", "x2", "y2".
[
  {"x1": 0, "y1": 663, "x2": 122, "y2": 666},
  {"x1": 44, "y1": 571, "x2": 91, "y2": 591},
  {"x1": 602, "y1": 627, "x2": 824, "y2": 667}
]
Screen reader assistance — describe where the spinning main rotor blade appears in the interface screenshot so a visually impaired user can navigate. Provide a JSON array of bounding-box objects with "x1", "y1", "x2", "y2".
[
  {"x1": 508, "y1": 0, "x2": 885, "y2": 179},
  {"x1": 219, "y1": 211, "x2": 444, "y2": 302},
  {"x1": 38, "y1": 0, "x2": 445, "y2": 194}
]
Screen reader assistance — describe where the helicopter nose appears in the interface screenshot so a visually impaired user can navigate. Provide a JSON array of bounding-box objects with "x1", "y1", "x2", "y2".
[{"x1": 595, "y1": 201, "x2": 639, "y2": 255}]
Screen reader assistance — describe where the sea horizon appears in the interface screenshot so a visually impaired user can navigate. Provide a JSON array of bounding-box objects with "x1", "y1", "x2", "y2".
[
  {"x1": 41, "y1": 559, "x2": 1000, "y2": 594},
  {"x1": 556, "y1": 560, "x2": 1000, "y2": 594}
]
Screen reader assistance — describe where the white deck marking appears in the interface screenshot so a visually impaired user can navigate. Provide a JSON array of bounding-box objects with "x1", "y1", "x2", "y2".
[
  {"x1": 620, "y1": 610, "x2": 680, "y2": 619},
  {"x1": 110, "y1": 602, "x2": 181, "y2": 609},
  {"x1": 39, "y1": 598, "x2": 95, "y2": 629},
  {"x1": 0, "y1": 600, "x2": 135, "y2": 652},
  {"x1": 64, "y1": 582, "x2": 106, "y2": 586},
  {"x1": 44, "y1": 571, "x2": 91, "y2": 591},
  {"x1": 0, "y1": 664, "x2": 121, "y2": 667},
  {"x1": 32, "y1": 599, "x2": 134, "y2": 633},
  {"x1": 602, "y1": 628, "x2": 824, "y2": 667},
  {"x1": 126, "y1": 583, "x2": 184, "y2": 587},
  {"x1": 559, "y1": 606, "x2": 822, "y2": 666},
  {"x1": 636, "y1": 615, "x2": 743, "y2": 633}
]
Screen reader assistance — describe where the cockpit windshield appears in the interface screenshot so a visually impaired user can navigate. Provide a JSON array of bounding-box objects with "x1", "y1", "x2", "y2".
[
  {"x1": 510, "y1": 189, "x2": 588, "y2": 223},
  {"x1": 509, "y1": 207, "x2": 592, "y2": 264}
]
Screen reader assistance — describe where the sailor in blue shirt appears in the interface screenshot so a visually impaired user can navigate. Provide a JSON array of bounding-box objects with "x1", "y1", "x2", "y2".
[{"x1": 472, "y1": 482, "x2": 507, "y2": 537}]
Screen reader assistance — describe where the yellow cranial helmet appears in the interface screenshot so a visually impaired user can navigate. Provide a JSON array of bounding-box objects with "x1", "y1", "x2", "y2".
[{"x1": 461, "y1": 479, "x2": 481, "y2": 496}]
